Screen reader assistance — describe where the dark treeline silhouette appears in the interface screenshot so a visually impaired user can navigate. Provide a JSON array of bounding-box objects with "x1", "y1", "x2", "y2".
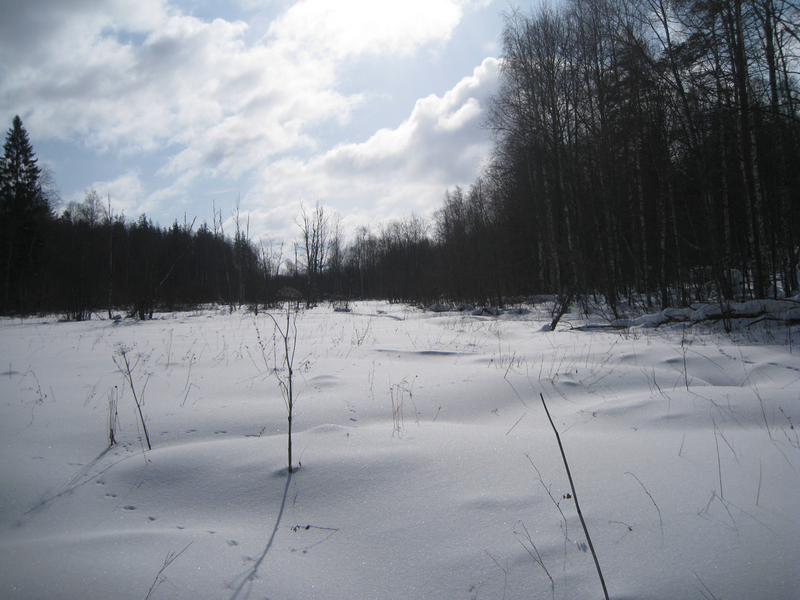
[
  {"x1": 435, "y1": 0, "x2": 799, "y2": 312},
  {"x1": 0, "y1": 116, "x2": 283, "y2": 318},
  {"x1": 0, "y1": 112, "x2": 438, "y2": 317},
  {"x1": 2, "y1": 0, "x2": 798, "y2": 319},
  {"x1": 343, "y1": 0, "x2": 800, "y2": 312},
  {"x1": 50, "y1": 204, "x2": 277, "y2": 321},
  {"x1": 14, "y1": 196, "x2": 283, "y2": 319}
]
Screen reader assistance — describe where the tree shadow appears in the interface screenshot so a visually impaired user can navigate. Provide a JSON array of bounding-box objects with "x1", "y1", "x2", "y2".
[
  {"x1": 229, "y1": 469, "x2": 293, "y2": 600},
  {"x1": 16, "y1": 445, "x2": 135, "y2": 526}
]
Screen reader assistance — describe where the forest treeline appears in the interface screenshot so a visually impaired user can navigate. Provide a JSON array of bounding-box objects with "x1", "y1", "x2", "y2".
[
  {"x1": 1, "y1": 0, "x2": 798, "y2": 319},
  {"x1": 441, "y1": 0, "x2": 800, "y2": 315}
]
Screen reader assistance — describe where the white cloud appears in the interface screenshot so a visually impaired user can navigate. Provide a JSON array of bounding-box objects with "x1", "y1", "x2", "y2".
[
  {"x1": 320, "y1": 57, "x2": 499, "y2": 185},
  {"x1": 1, "y1": 0, "x2": 503, "y2": 243},
  {"x1": 245, "y1": 58, "x2": 500, "y2": 241},
  {"x1": 85, "y1": 170, "x2": 148, "y2": 219},
  {"x1": 0, "y1": 3, "x2": 327, "y2": 158},
  {"x1": 1, "y1": 0, "x2": 471, "y2": 175},
  {"x1": 267, "y1": 0, "x2": 463, "y2": 59}
]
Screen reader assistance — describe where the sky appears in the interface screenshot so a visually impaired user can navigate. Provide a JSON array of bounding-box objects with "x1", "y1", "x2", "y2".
[{"x1": 0, "y1": 0, "x2": 543, "y2": 245}]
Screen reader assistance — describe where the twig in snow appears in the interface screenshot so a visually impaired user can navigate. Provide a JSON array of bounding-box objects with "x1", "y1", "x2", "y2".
[
  {"x1": 779, "y1": 407, "x2": 800, "y2": 450},
  {"x1": 698, "y1": 491, "x2": 739, "y2": 537},
  {"x1": 524, "y1": 453, "x2": 568, "y2": 525},
  {"x1": 513, "y1": 521, "x2": 553, "y2": 586},
  {"x1": 625, "y1": 471, "x2": 664, "y2": 547},
  {"x1": 692, "y1": 571, "x2": 721, "y2": 600},
  {"x1": 113, "y1": 344, "x2": 151, "y2": 450},
  {"x1": 506, "y1": 413, "x2": 525, "y2": 435},
  {"x1": 755, "y1": 387, "x2": 773, "y2": 439},
  {"x1": 290, "y1": 524, "x2": 340, "y2": 553},
  {"x1": 144, "y1": 542, "x2": 192, "y2": 600},
  {"x1": 502, "y1": 368, "x2": 529, "y2": 409},
  {"x1": 757, "y1": 458, "x2": 762, "y2": 506},
  {"x1": 712, "y1": 417, "x2": 724, "y2": 498},
  {"x1": 526, "y1": 451, "x2": 572, "y2": 563},
  {"x1": 484, "y1": 551, "x2": 508, "y2": 600}
]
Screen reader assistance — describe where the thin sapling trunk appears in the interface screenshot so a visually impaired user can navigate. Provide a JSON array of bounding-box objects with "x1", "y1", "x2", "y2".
[
  {"x1": 266, "y1": 287, "x2": 301, "y2": 473},
  {"x1": 283, "y1": 303, "x2": 294, "y2": 472}
]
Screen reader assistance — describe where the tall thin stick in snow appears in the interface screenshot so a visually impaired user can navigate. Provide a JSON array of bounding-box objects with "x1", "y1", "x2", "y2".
[
  {"x1": 264, "y1": 287, "x2": 301, "y2": 473},
  {"x1": 539, "y1": 393, "x2": 609, "y2": 600},
  {"x1": 113, "y1": 345, "x2": 151, "y2": 450}
]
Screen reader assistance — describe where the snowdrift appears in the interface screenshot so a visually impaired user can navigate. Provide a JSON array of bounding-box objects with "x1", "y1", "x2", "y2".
[{"x1": 1, "y1": 301, "x2": 798, "y2": 599}]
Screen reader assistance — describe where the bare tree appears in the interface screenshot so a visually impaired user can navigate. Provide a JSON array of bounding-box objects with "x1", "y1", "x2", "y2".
[
  {"x1": 263, "y1": 286, "x2": 302, "y2": 473},
  {"x1": 327, "y1": 212, "x2": 344, "y2": 297},
  {"x1": 296, "y1": 201, "x2": 329, "y2": 306}
]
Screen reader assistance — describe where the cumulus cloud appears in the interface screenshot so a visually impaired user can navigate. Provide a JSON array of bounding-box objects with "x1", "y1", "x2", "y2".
[
  {"x1": 0, "y1": 5, "x2": 302, "y2": 163},
  {"x1": 83, "y1": 170, "x2": 148, "y2": 219},
  {"x1": 324, "y1": 57, "x2": 498, "y2": 180},
  {"x1": 0, "y1": 0, "x2": 502, "y2": 242},
  {"x1": 1, "y1": 0, "x2": 470, "y2": 166},
  {"x1": 268, "y1": 0, "x2": 463, "y2": 59},
  {"x1": 246, "y1": 58, "x2": 500, "y2": 241}
]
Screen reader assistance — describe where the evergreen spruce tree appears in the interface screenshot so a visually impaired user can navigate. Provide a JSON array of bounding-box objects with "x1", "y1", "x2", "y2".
[{"x1": 0, "y1": 116, "x2": 51, "y2": 314}]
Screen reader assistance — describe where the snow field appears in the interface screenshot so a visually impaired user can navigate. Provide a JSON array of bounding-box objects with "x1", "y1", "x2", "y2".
[{"x1": 1, "y1": 302, "x2": 798, "y2": 599}]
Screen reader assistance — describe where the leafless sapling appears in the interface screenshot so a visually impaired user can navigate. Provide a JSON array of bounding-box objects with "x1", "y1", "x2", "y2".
[{"x1": 264, "y1": 287, "x2": 302, "y2": 473}]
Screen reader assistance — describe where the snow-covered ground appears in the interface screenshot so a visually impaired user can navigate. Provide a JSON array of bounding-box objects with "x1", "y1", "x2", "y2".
[{"x1": 1, "y1": 301, "x2": 798, "y2": 599}]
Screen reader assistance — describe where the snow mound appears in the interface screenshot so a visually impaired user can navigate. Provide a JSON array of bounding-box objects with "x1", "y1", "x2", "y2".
[{"x1": 611, "y1": 298, "x2": 800, "y2": 328}]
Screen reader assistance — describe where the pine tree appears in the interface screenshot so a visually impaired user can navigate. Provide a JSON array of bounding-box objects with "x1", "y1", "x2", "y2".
[
  {"x1": 0, "y1": 115, "x2": 51, "y2": 314},
  {"x1": 2, "y1": 116, "x2": 43, "y2": 212}
]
